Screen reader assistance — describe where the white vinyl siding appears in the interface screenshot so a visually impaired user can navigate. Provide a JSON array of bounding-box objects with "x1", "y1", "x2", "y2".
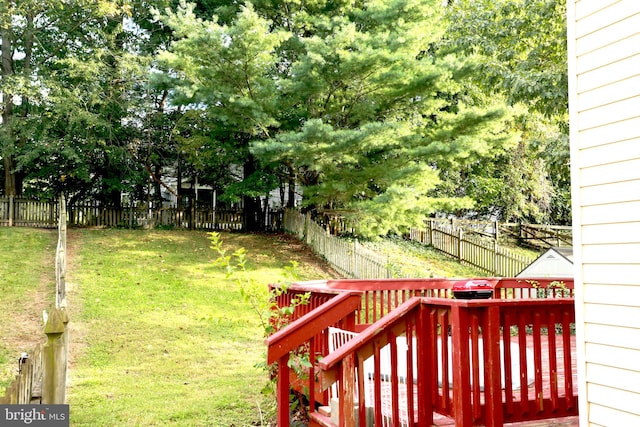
[
  {"x1": 583, "y1": 303, "x2": 640, "y2": 328},
  {"x1": 579, "y1": 158, "x2": 640, "y2": 186},
  {"x1": 576, "y1": 116, "x2": 640, "y2": 148},
  {"x1": 589, "y1": 403, "x2": 640, "y2": 427},
  {"x1": 583, "y1": 323, "x2": 640, "y2": 349},
  {"x1": 582, "y1": 243, "x2": 640, "y2": 263},
  {"x1": 579, "y1": 181, "x2": 640, "y2": 206},
  {"x1": 581, "y1": 223, "x2": 640, "y2": 245},
  {"x1": 578, "y1": 138, "x2": 640, "y2": 168},
  {"x1": 569, "y1": 0, "x2": 640, "y2": 424},
  {"x1": 586, "y1": 365, "x2": 640, "y2": 395},
  {"x1": 577, "y1": 54, "x2": 640, "y2": 95},
  {"x1": 577, "y1": 75, "x2": 640, "y2": 111}
]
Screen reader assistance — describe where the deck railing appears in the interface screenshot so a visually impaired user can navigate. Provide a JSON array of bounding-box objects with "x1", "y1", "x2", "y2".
[
  {"x1": 266, "y1": 291, "x2": 363, "y2": 427},
  {"x1": 283, "y1": 278, "x2": 573, "y2": 327},
  {"x1": 319, "y1": 297, "x2": 577, "y2": 427},
  {"x1": 266, "y1": 278, "x2": 576, "y2": 427}
]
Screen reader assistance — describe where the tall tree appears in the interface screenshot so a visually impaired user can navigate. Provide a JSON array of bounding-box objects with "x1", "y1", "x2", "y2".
[
  {"x1": 442, "y1": 0, "x2": 570, "y2": 224},
  {"x1": 154, "y1": 1, "x2": 288, "y2": 229},
  {"x1": 253, "y1": 0, "x2": 513, "y2": 237},
  {"x1": 0, "y1": 1, "x2": 135, "y2": 200},
  {"x1": 1, "y1": 0, "x2": 174, "y2": 207}
]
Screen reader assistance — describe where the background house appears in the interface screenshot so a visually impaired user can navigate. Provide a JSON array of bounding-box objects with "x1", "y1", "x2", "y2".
[
  {"x1": 568, "y1": 1, "x2": 640, "y2": 425},
  {"x1": 516, "y1": 247, "x2": 574, "y2": 278}
]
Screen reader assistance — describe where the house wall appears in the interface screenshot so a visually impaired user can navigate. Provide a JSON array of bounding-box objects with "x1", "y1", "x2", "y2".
[{"x1": 568, "y1": 1, "x2": 640, "y2": 425}]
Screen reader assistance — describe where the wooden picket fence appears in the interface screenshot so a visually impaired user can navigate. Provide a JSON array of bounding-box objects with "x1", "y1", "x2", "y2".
[
  {"x1": 319, "y1": 213, "x2": 573, "y2": 249},
  {"x1": 0, "y1": 197, "x2": 282, "y2": 231},
  {"x1": 1, "y1": 343, "x2": 44, "y2": 404},
  {"x1": 425, "y1": 218, "x2": 573, "y2": 248},
  {"x1": 285, "y1": 210, "x2": 537, "y2": 278},
  {"x1": 0, "y1": 307, "x2": 69, "y2": 405},
  {"x1": 0, "y1": 197, "x2": 58, "y2": 228},
  {"x1": 285, "y1": 210, "x2": 396, "y2": 279},
  {"x1": 409, "y1": 220, "x2": 535, "y2": 277}
]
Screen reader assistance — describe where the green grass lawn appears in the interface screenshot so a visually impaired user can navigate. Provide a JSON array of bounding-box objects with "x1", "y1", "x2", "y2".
[
  {"x1": 66, "y1": 229, "x2": 337, "y2": 427},
  {"x1": 1, "y1": 227, "x2": 506, "y2": 426},
  {"x1": 0, "y1": 227, "x2": 57, "y2": 390}
]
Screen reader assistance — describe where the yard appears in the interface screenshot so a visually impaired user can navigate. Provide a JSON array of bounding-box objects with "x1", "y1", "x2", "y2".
[
  {"x1": 65, "y1": 229, "x2": 340, "y2": 426},
  {"x1": 0, "y1": 228, "x2": 57, "y2": 390},
  {"x1": 1, "y1": 228, "x2": 486, "y2": 426}
]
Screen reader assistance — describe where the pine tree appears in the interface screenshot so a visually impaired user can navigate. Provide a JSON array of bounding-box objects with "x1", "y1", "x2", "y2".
[{"x1": 253, "y1": 0, "x2": 513, "y2": 237}]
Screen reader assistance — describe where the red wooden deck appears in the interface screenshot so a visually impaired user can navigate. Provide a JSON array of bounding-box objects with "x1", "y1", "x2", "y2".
[
  {"x1": 267, "y1": 278, "x2": 578, "y2": 427},
  {"x1": 362, "y1": 335, "x2": 577, "y2": 426}
]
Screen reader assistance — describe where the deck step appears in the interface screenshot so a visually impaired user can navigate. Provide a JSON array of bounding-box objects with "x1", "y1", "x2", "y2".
[
  {"x1": 317, "y1": 406, "x2": 331, "y2": 417},
  {"x1": 309, "y1": 411, "x2": 334, "y2": 427}
]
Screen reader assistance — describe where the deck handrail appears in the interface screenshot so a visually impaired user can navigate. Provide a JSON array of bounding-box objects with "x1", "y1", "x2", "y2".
[
  {"x1": 318, "y1": 297, "x2": 423, "y2": 383},
  {"x1": 267, "y1": 291, "x2": 363, "y2": 365},
  {"x1": 314, "y1": 297, "x2": 577, "y2": 427},
  {"x1": 274, "y1": 277, "x2": 574, "y2": 326},
  {"x1": 266, "y1": 290, "x2": 363, "y2": 427},
  {"x1": 318, "y1": 297, "x2": 429, "y2": 427}
]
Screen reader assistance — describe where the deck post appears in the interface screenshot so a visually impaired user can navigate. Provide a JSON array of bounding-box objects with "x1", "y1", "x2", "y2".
[
  {"x1": 277, "y1": 354, "x2": 290, "y2": 427},
  {"x1": 341, "y1": 353, "x2": 357, "y2": 427},
  {"x1": 451, "y1": 304, "x2": 473, "y2": 426},
  {"x1": 416, "y1": 302, "x2": 434, "y2": 425},
  {"x1": 484, "y1": 305, "x2": 504, "y2": 427}
]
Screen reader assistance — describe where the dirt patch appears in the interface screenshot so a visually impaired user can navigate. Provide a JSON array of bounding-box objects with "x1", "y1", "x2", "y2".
[
  {"x1": 270, "y1": 233, "x2": 341, "y2": 278},
  {"x1": 1, "y1": 290, "x2": 50, "y2": 353}
]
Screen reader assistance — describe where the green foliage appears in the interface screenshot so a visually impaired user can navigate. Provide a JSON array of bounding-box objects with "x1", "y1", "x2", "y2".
[
  {"x1": 154, "y1": 2, "x2": 290, "y2": 215},
  {"x1": 2, "y1": 0, "x2": 572, "y2": 232},
  {"x1": 209, "y1": 230, "x2": 312, "y2": 420},
  {"x1": 251, "y1": 0, "x2": 514, "y2": 237},
  {"x1": 444, "y1": 0, "x2": 567, "y2": 118},
  {"x1": 0, "y1": 0, "x2": 174, "y2": 203},
  {"x1": 209, "y1": 231, "x2": 309, "y2": 336},
  {"x1": 441, "y1": 0, "x2": 571, "y2": 224},
  {"x1": 527, "y1": 279, "x2": 571, "y2": 298}
]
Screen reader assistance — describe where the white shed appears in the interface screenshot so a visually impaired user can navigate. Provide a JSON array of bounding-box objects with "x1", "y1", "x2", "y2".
[
  {"x1": 568, "y1": 0, "x2": 640, "y2": 425},
  {"x1": 516, "y1": 247, "x2": 574, "y2": 278}
]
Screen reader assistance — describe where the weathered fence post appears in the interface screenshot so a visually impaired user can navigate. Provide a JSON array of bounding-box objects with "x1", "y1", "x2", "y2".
[
  {"x1": 42, "y1": 307, "x2": 68, "y2": 404},
  {"x1": 8, "y1": 195, "x2": 14, "y2": 226},
  {"x1": 129, "y1": 202, "x2": 134, "y2": 229},
  {"x1": 56, "y1": 195, "x2": 67, "y2": 308},
  {"x1": 429, "y1": 219, "x2": 434, "y2": 246},
  {"x1": 353, "y1": 239, "x2": 359, "y2": 278},
  {"x1": 493, "y1": 240, "x2": 499, "y2": 275}
]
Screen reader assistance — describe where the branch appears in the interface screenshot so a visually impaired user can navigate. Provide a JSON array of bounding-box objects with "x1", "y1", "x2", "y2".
[{"x1": 127, "y1": 145, "x2": 179, "y2": 197}]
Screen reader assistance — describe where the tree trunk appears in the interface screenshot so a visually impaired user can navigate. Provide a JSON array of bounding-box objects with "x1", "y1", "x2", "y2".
[
  {"x1": 287, "y1": 175, "x2": 296, "y2": 208},
  {"x1": 243, "y1": 155, "x2": 263, "y2": 231},
  {"x1": 1, "y1": 19, "x2": 17, "y2": 196}
]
